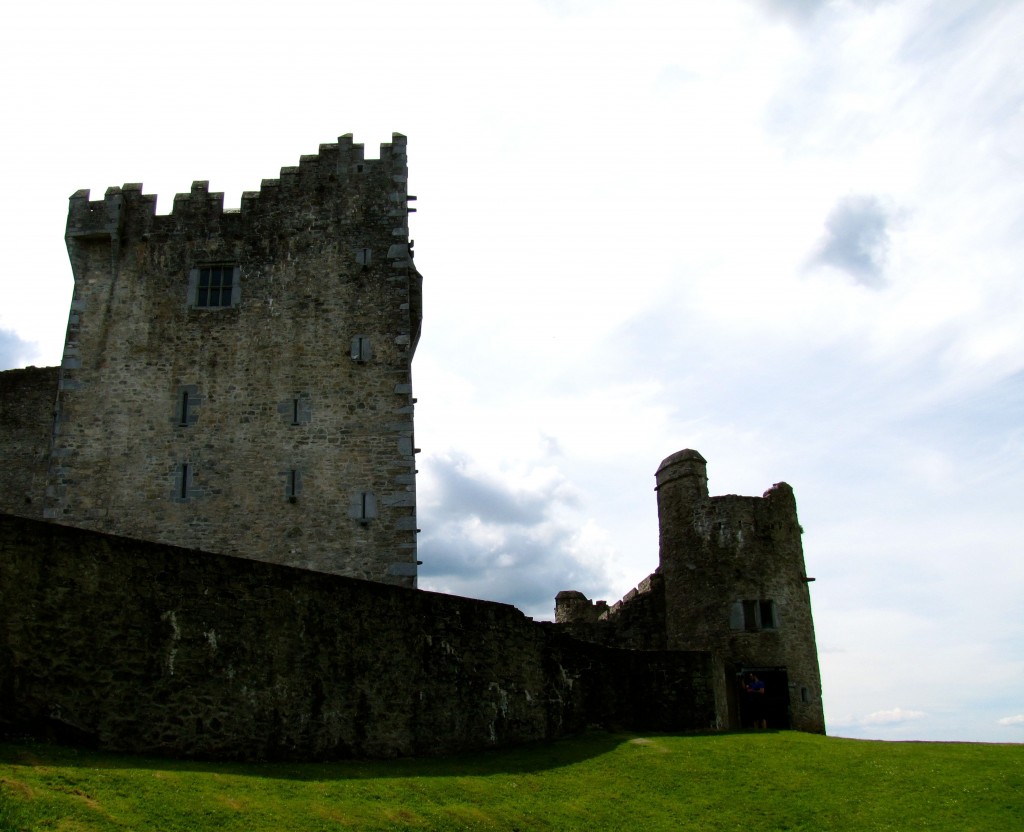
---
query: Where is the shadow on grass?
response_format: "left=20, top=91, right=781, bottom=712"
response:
left=0, top=729, right=738, bottom=782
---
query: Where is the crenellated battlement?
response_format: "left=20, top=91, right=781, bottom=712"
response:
left=66, top=133, right=413, bottom=241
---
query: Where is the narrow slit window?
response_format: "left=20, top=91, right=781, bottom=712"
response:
left=289, top=469, right=298, bottom=498
left=279, top=394, right=310, bottom=426
left=350, top=336, right=371, bottom=363
left=180, top=464, right=189, bottom=499
left=175, top=385, right=200, bottom=427
left=350, top=490, right=377, bottom=522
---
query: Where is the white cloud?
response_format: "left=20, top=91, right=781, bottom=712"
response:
left=830, top=708, right=927, bottom=729
left=807, top=194, right=897, bottom=287
left=753, top=0, right=890, bottom=27
left=997, top=715, right=1024, bottom=727
left=0, top=329, right=41, bottom=369
left=861, top=708, right=927, bottom=726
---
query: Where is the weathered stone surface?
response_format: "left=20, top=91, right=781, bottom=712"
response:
left=0, top=513, right=724, bottom=760
left=555, top=573, right=668, bottom=651
left=656, top=453, right=824, bottom=733
left=554, top=452, right=825, bottom=734
left=47, top=135, right=422, bottom=585
left=0, top=366, right=58, bottom=520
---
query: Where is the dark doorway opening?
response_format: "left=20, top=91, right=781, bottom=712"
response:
left=736, top=667, right=790, bottom=730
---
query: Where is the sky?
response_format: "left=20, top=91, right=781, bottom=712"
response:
left=1, top=0, right=1022, bottom=744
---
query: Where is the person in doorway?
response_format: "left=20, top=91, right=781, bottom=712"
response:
left=744, top=673, right=767, bottom=730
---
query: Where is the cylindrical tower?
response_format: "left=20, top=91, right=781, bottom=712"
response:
left=655, top=449, right=709, bottom=651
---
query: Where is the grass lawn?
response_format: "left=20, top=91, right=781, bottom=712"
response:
left=1, top=730, right=1021, bottom=831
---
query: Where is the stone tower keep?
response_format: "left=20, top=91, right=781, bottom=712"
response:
left=45, top=134, right=422, bottom=585
left=656, top=450, right=824, bottom=733
left=554, top=450, right=824, bottom=733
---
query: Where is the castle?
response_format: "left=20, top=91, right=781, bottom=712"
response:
left=0, top=135, right=823, bottom=758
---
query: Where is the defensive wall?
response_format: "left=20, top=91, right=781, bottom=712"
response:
left=0, top=512, right=726, bottom=760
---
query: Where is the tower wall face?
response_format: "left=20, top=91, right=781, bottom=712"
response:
left=656, top=452, right=824, bottom=733
left=0, top=366, right=59, bottom=520
left=46, top=135, right=422, bottom=585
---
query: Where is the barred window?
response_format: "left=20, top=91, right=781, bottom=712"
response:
left=189, top=265, right=239, bottom=309
left=198, top=266, right=233, bottom=307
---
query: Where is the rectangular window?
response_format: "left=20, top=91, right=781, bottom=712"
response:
left=350, top=336, right=372, bottom=363
left=174, top=385, right=200, bottom=427
left=172, top=461, right=206, bottom=503
left=349, top=490, right=378, bottom=522
left=278, top=394, right=310, bottom=425
left=197, top=265, right=233, bottom=307
left=189, top=265, right=239, bottom=309
left=743, top=600, right=759, bottom=631
left=173, top=462, right=192, bottom=502
left=732, top=599, right=778, bottom=631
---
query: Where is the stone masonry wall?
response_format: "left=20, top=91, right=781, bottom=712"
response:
left=48, top=134, right=421, bottom=584
left=658, top=468, right=825, bottom=733
left=554, top=572, right=668, bottom=651
left=0, top=513, right=724, bottom=760
left=0, top=367, right=58, bottom=520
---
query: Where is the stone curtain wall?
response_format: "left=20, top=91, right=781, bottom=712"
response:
left=0, top=514, right=723, bottom=760
left=555, top=572, right=669, bottom=651
left=49, top=135, right=421, bottom=584
left=0, top=367, right=59, bottom=520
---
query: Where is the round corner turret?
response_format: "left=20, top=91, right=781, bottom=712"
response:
left=655, top=448, right=709, bottom=501
left=555, top=590, right=598, bottom=624
left=657, top=448, right=706, bottom=470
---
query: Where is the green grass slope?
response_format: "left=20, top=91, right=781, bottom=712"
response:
left=2, top=731, right=1021, bottom=831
